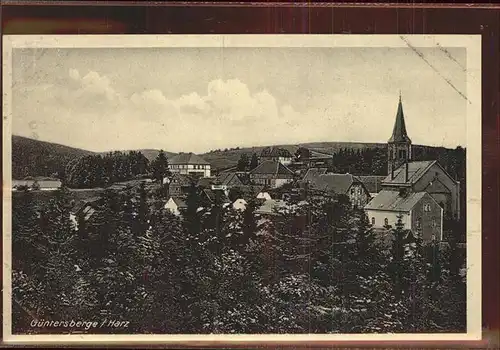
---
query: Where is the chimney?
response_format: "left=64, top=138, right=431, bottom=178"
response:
left=405, top=161, right=409, bottom=183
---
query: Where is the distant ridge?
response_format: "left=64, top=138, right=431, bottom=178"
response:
left=11, top=135, right=459, bottom=178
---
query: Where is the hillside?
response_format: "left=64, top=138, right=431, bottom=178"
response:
left=200, top=142, right=461, bottom=171
left=11, top=136, right=94, bottom=179
left=102, top=149, right=177, bottom=162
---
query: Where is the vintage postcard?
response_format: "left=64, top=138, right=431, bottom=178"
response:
left=2, top=34, right=481, bottom=344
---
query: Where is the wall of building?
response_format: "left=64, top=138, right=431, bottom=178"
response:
left=170, top=164, right=211, bottom=177
left=413, top=163, right=459, bottom=219
left=366, top=209, right=411, bottom=229
left=410, top=195, right=443, bottom=241
left=348, top=183, right=370, bottom=208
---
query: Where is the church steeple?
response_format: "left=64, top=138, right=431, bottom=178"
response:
left=388, top=93, right=411, bottom=144
left=387, top=94, right=412, bottom=178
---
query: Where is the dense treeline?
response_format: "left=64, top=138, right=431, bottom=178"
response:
left=63, top=150, right=171, bottom=189
left=12, top=185, right=466, bottom=334
left=330, top=148, right=387, bottom=175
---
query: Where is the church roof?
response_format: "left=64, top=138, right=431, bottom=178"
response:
left=382, top=160, right=436, bottom=185
left=364, top=190, right=429, bottom=212
left=388, top=96, right=412, bottom=143
left=169, top=152, right=210, bottom=165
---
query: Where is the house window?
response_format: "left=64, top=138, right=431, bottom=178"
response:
left=371, top=217, right=375, bottom=225
left=384, top=218, right=389, bottom=226
left=351, top=188, right=355, bottom=195
left=432, top=219, right=437, bottom=228
left=416, top=218, right=422, bottom=229
left=424, top=204, right=431, bottom=212
left=399, top=149, right=407, bottom=159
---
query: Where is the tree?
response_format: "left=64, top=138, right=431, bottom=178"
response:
left=237, top=153, right=250, bottom=171
left=150, top=150, right=171, bottom=183
left=249, top=153, right=259, bottom=170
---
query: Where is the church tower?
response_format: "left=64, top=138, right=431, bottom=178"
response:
left=387, top=94, right=412, bottom=178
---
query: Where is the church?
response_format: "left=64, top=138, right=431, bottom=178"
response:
left=364, top=95, right=461, bottom=241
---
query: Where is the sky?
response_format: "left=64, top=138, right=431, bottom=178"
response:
left=11, top=45, right=467, bottom=153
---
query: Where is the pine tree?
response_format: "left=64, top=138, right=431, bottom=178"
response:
left=249, top=153, right=259, bottom=170
left=150, top=150, right=171, bottom=183
left=237, top=153, right=250, bottom=171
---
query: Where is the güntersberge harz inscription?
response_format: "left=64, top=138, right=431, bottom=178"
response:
left=8, top=40, right=469, bottom=335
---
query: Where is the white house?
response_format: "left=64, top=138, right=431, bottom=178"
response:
left=168, top=152, right=211, bottom=177
left=164, top=197, right=187, bottom=216
left=232, top=198, right=247, bottom=211
left=364, top=189, right=443, bottom=241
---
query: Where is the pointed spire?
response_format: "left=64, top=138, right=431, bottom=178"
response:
left=388, top=94, right=411, bottom=143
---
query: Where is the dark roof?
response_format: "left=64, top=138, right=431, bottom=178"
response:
left=382, top=160, right=436, bottom=185
left=302, top=168, right=327, bottom=183
left=169, top=152, right=210, bottom=165
left=250, top=160, right=294, bottom=177
left=170, top=173, right=194, bottom=186
left=388, top=96, right=412, bottom=143
left=197, top=177, right=216, bottom=188
left=237, top=184, right=266, bottom=197
left=314, top=174, right=356, bottom=194
left=202, top=188, right=230, bottom=203
left=170, top=197, right=187, bottom=208
left=306, top=173, right=360, bottom=194
left=216, top=172, right=251, bottom=186
left=364, top=190, right=430, bottom=212
left=357, top=175, right=386, bottom=193
left=260, top=147, right=293, bottom=158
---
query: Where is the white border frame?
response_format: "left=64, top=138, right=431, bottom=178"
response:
left=2, top=34, right=482, bottom=345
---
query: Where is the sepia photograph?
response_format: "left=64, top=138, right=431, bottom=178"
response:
left=2, top=34, right=481, bottom=343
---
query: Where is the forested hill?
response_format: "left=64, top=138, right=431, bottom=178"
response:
left=12, top=136, right=94, bottom=179
left=11, top=136, right=177, bottom=180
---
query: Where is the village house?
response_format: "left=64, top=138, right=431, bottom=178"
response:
left=168, top=152, right=211, bottom=177
left=167, top=173, right=195, bottom=198
left=164, top=197, right=187, bottom=216
left=12, top=177, right=62, bottom=191
left=259, top=147, right=293, bottom=165
left=216, top=171, right=251, bottom=188
left=365, top=189, right=443, bottom=241
left=69, top=197, right=102, bottom=230
left=302, top=171, right=371, bottom=209
left=250, top=160, right=295, bottom=189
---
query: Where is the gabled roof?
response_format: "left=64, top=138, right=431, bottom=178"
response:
left=197, top=177, right=216, bottom=188
left=250, top=160, right=294, bottom=177
left=169, top=197, right=187, bottom=208
left=202, top=189, right=230, bottom=203
left=382, top=160, right=436, bottom=185
left=302, top=168, right=328, bottom=183
left=364, top=190, right=430, bottom=212
left=388, top=96, right=412, bottom=143
left=357, top=175, right=386, bottom=193
left=169, top=152, right=210, bottom=165
left=260, top=147, right=293, bottom=158
left=170, top=173, right=195, bottom=186
left=307, top=173, right=360, bottom=195
left=216, top=172, right=251, bottom=186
